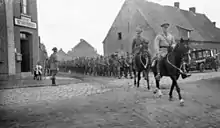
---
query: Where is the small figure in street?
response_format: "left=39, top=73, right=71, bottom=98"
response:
left=49, top=47, right=59, bottom=86
left=34, top=61, right=43, bottom=80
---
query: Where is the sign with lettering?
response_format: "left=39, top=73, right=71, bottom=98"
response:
left=14, top=17, right=37, bottom=29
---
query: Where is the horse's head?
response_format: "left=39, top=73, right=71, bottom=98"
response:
left=139, top=43, right=149, bottom=52
left=173, top=38, right=190, bottom=58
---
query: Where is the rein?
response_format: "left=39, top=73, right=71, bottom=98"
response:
left=140, top=53, right=148, bottom=69
left=166, top=45, right=184, bottom=73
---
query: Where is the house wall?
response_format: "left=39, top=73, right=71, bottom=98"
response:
left=13, top=0, right=39, bottom=73
left=72, top=44, right=98, bottom=58
left=0, top=1, right=8, bottom=80
left=103, top=2, right=157, bottom=56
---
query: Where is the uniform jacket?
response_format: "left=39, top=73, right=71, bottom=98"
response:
left=132, top=36, right=149, bottom=54
left=49, top=52, right=59, bottom=70
left=154, top=32, right=176, bottom=57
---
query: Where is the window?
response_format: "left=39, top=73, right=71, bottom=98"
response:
left=198, top=52, right=203, bottom=58
left=191, top=53, right=196, bottom=59
left=21, top=0, right=27, bottom=14
left=203, top=51, right=207, bottom=57
left=118, top=32, right=122, bottom=40
left=20, top=33, right=27, bottom=39
left=214, top=49, right=217, bottom=55
left=206, top=51, right=211, bottom=57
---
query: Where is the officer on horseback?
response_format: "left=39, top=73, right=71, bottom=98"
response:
left=154, top=22, right=191, bottom=80
left=132, top=26, right=151, bottom=66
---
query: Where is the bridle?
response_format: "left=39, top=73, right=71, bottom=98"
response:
left=166, top=43, right=186, bottom=74
left=139, top=44, right=149, bottom=69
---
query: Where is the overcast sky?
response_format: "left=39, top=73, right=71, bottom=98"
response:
left=37, top=0, right=220, bottom=55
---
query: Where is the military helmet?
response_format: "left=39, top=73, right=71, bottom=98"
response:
left=52, top=47, right=57, bottom=51
left=161, top=21, right=170, bottom=28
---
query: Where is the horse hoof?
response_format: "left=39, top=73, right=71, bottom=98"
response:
left=180, top=99, right=184, bottom=106
left=153, top=90, right=157, bottom=94
left=158, top=95, right=162, bottom=98
left=169, top=97, right=174, bottom=101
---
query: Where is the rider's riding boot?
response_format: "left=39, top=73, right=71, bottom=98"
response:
left=155, top=60, right=161, bottom=80
left=181, top=72, right=191, bottom=79
left=51, top=77, right=56, bottom=86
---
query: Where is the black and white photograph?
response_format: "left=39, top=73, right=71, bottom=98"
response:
left=0, top=0, right=220, bottom=127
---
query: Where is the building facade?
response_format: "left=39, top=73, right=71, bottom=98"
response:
left=67, top=39, right=99, bottom=59
left=103, top=0, right=220, bottom=59
left=0, top=0, right=39, bottom=80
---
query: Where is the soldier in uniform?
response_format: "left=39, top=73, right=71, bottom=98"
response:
left=118, top=55, right=125, bottom=78
left=49, top=47, right=59, bottom=86
left=154, top=22, right=190, bottom=80
left=125, top=52, right=133, bottom=78
left=44, top=58, right=50, bottom=76
left=132, top=26, right=151, bottom=69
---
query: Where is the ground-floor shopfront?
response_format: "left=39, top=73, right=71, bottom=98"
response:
left=0, top=10, right=39, bottom=81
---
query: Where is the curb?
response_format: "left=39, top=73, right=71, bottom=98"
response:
left=0, top=82, right=80, bottom=90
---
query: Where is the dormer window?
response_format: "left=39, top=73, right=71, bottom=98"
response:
left=118, top=32, right=122, bottom=40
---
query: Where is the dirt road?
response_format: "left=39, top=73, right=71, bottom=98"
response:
left=0, top=71, right=220, bottom=128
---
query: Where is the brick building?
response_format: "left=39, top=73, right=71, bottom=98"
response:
left=0, top=0, right=39, bottom=80
left=102, top=0, right=220, bottom=59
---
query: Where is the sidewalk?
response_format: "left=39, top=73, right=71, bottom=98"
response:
left=0, top=75, right=82, bottom=90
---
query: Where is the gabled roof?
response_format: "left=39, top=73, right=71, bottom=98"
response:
left=73, top=39, right=95, bottom=50
left=181, top=10, right=220, bottom=42
left=68, top=39, right=99, bottom=58
left=133, top=0, right=204, bottom=41
left=57, top=48, right=67, bottom=55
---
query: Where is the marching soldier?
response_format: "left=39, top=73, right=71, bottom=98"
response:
left=154, top=22, right=191, bottom=80
left=49, top=47, right=59, bottom=86
left=118, top=55, right=125, bottom=78
left=44, top=58, right=50, bottom=76
left=125, top=52, right=133, bottom=79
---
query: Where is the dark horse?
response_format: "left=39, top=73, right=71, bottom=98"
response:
left=151, top=38, right=190, bottom=106
left=132, top=43, right=151, bottom=89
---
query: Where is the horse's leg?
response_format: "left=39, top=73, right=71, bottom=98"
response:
left=154, top=78, right=162, bottom=97
left=171, top=76, right=184, bottom=105
left=169, top=78, right=175, bottom=101
left=145, top=70, right=150, bottom=90
left=133, top=70, right=136, bottom=86
left=137, top=71, right=141, bottom=88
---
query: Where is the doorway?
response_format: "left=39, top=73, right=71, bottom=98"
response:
left=20, top=33, right=31, bottom=72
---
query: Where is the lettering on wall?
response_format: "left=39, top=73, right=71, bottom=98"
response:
left=14, top=16, right=37, bottom=29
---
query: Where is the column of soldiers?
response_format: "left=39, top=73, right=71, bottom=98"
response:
left=58, top=52, right=134, bottom=79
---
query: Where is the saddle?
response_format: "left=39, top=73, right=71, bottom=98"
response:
left=151, top=54, right=168, bottom=67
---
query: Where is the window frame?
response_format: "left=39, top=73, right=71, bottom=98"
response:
left=118, top=32, right=122, bottom=40
left=21, top=0, right=28, bottom=14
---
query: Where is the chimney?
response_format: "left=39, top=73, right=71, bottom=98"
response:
left=189, top=7, right=196, bottom=13
left=174, top=2, right=179, bottom=8
left=213, top=22, right=216, bottom=27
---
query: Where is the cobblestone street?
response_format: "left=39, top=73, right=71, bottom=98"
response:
left=0, top=71, right=220, bottom=127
